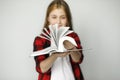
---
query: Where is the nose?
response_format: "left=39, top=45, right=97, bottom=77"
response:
left=57, top=18, right=61, bottom=25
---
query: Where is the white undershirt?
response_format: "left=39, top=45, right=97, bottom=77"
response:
left=51, top=55, right=75, bottom=80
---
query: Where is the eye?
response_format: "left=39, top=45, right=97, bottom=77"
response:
left=61, top=16, right=66, bottom=19
left=52, top=16, right=56, bottom=19
left=62, top=17, right=66, bottom=19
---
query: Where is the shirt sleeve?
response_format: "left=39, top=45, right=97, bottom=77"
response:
left=68, top=32, right=84, bottom=64
left=33, top=36, right=51, bottom=74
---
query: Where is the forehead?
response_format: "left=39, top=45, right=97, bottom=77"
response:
left=49, top=8, right=66, bottom=16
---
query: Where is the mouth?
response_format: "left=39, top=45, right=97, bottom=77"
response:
left=58, top=25, right=62, bottom=28
left=58, top=25, right=61, bottom=27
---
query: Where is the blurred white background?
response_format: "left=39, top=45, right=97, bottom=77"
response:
left=0, top=0, right=120, bottom=80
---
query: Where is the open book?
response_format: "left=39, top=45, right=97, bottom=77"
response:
left=30, top=24, right=78, bottom=57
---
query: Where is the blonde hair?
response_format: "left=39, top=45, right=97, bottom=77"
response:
left=43, top=0, right=73, bottom=30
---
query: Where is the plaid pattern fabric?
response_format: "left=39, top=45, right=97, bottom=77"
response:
left=33, top=32, right=84, bottom=80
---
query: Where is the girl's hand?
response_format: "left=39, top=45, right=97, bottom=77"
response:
left=52, top=40, right=76, bottom=58
left=52, top=52, right=69, bottom=57
left=63, top=40, right=75, bottom=50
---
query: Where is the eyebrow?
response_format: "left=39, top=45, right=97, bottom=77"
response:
left=50, top=14, right=66, bottom=17
left=51, top=15, right=56, bottom=16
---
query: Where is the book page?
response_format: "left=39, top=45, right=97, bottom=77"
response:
left=58, top=36, right=77, bottom=52
left=57, top=27, right=70, bottom=39
left=49, top=25, right=57, bottom=46
left=31, top=46, right=57, bottom=56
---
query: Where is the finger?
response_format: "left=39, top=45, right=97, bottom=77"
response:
left=61, top=52, right=69, bottom=57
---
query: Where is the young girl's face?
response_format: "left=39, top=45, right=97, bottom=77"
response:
left=48, top=8, right=67, bottom=27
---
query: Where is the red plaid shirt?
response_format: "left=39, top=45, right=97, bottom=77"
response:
left=33, top=32, right=84, bottom=80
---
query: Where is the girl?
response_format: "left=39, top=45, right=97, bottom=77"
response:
left=33, top=0, right=84, bottom=80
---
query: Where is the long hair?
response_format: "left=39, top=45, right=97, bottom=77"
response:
left=43, top=0, right=73, bottom=30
